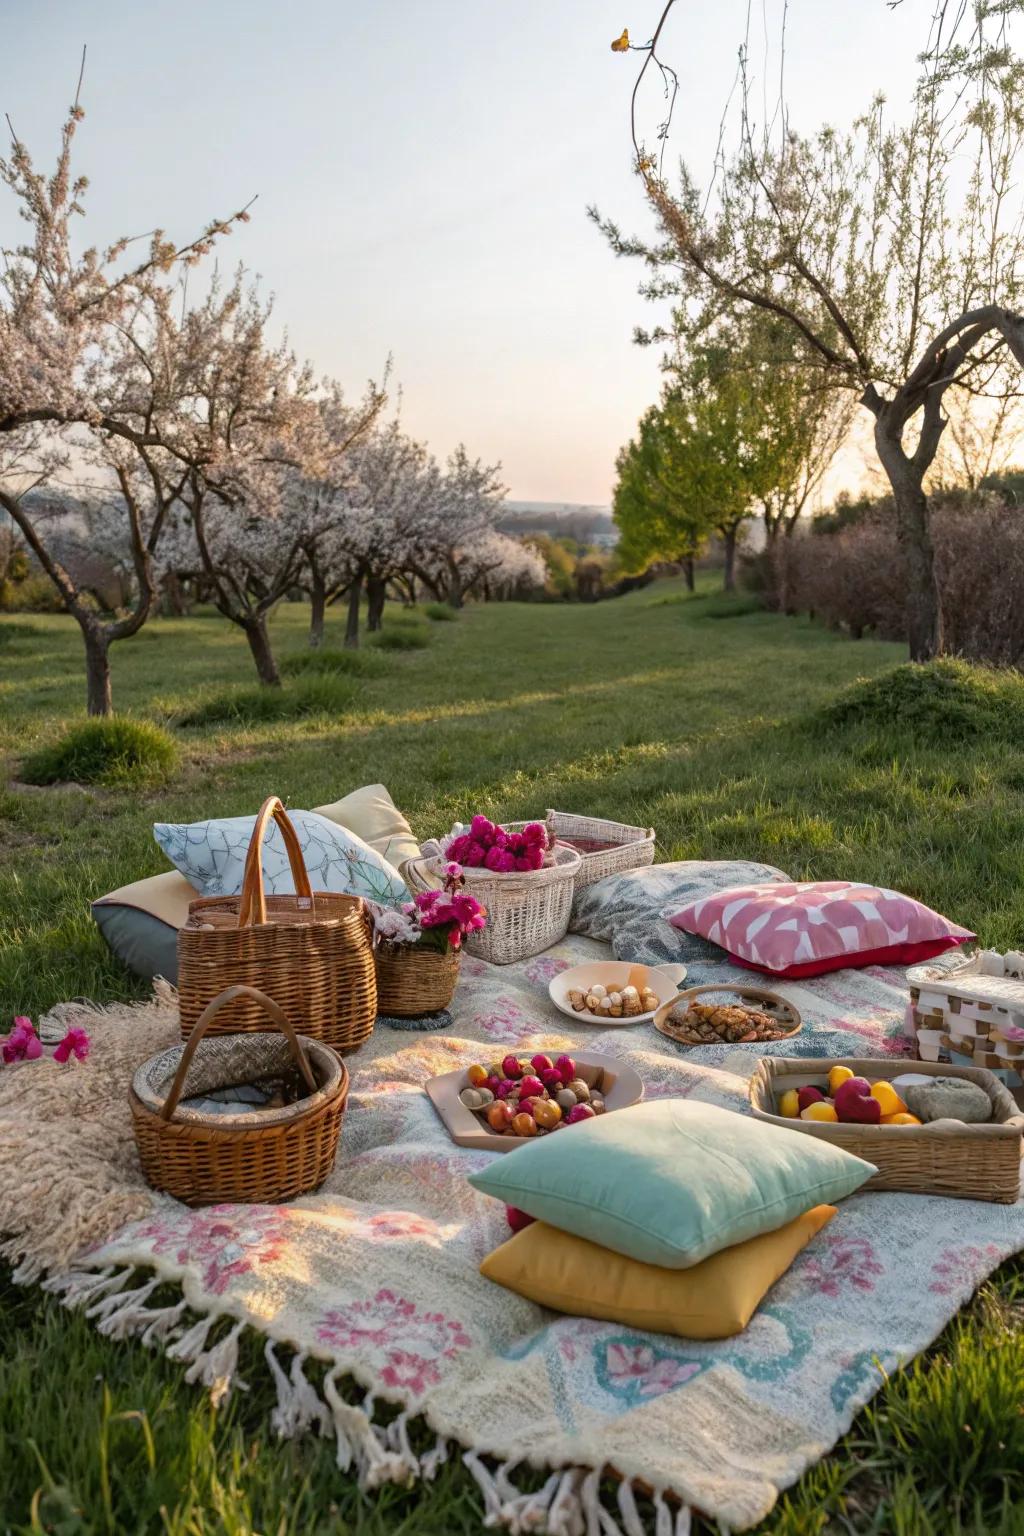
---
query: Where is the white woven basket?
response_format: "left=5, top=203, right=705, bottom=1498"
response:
left=545, top=809, right=656, bottom=894
left=407, top=833, right=582, bottom=965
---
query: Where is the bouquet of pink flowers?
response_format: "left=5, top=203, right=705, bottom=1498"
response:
left=444, top=816, right=550, bottom=874
left=372, top=863, right=487, bottom=953
left=1, top=1015, right=90, bottom=1066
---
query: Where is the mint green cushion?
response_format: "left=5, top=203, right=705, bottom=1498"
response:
left=468, top=1100, right=876, bottom=1268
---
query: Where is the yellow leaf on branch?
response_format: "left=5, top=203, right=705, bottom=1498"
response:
left=610, top=27, right=630, bottom=52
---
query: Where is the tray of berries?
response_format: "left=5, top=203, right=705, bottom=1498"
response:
left=425, top=1050, right=644, bottom=1152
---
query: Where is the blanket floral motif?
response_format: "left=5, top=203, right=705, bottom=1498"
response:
left=28, top=936, right=1024, bottom=1533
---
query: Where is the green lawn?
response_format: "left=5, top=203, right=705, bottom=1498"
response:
left=3, top=583, right=1024, bottom=1533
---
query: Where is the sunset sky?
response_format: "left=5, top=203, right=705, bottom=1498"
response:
left=3, top=1, right=927, bottom=504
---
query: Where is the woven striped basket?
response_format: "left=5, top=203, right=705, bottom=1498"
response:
left=178, top=796, right=377, bottom=1053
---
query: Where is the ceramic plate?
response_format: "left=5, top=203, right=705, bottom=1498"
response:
left=548, top=960, right=687, bottom=1027
left=425, top=1053, right=644, bottom=1153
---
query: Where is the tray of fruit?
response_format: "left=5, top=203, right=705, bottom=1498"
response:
left=549, top=961, right=687, bottom=1026
left=653, top=984, right=800, bottom=1046
left=425, top=1050, right=644, bottom=1152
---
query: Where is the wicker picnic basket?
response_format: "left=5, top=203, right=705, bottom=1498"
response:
left=375, top=941, right=461, bottom=1017
left=130, top=985, right=348, bottom=1206
left=406, top=829, right=582, bottom=965
left=177, top=796, right=377, bottom=1053
left=750, top=1055, right=1024, bottom=1202
left=545, top=810, right=656, bottom=894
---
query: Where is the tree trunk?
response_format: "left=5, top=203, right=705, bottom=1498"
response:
left=243, top=614, right=281, bottom=685
left=309, top=567, right=326, bottom=649
left=82, top=623, right=113, bottom=717
left=366, top=574, right=387, bottom=632
left=722, top=527, right=738, bottom=592
left=446, top=559, right=464, bottom=609
left=345, top=572, right=363, bottom=650
left=682, top=555, right=695, bottom=592
left=874, top=419, right=943, bottom=662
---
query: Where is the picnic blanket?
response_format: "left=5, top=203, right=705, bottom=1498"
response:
left=4, top=936, right=1024, bottom=1534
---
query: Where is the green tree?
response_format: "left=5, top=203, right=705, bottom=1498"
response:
left=600, top=2, right=1024, bottom=660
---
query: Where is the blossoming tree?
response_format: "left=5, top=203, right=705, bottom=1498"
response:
left=0, top=91, right=252, bottom=712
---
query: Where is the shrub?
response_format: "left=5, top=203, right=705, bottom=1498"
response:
left=180, top=674, right=357, bottom=726
left=281, top=647, right=387, bottom=678
left=764, top=496, right=1024, bottom=663
left=21, top=717, right=179, bottom=787
left=817, top=659, right=1024, bottom=745
left=424, top=602, right=457, bottom=622
left=0, top=574, right=63, bottom=613
left=369, top=627, right=430, bottom=651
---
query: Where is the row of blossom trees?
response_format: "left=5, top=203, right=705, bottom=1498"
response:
left=0, top=95, right=543, bottom=711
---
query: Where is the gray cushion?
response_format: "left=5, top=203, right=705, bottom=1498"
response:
left=570, top=860, right=790, bottom=976
left=92, top=900, right=179, bottom=984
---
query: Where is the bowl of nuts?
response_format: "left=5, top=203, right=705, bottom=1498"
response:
left=548, top=961, right=687, bottom=1026
left=654, top=984, right=801, bottom=1047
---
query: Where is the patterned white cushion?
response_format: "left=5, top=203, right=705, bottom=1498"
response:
left=153, top=809, right=408, bottom=906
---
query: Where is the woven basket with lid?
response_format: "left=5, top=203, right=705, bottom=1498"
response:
left=177, top=796, right=377, bottom=1053
left=131, top=985, right=348, bottom=1205
left=545, top=810, right=656, bottom=894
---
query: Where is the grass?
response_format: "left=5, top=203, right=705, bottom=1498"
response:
left=19, top=715, right=179, bottom=788
left=2, top=582, right=1024, bottom=1533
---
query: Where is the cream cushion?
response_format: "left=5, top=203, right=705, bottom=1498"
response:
left=314, top=782, right=421, bottom=879
left=92, top=783, right=420, bottom=982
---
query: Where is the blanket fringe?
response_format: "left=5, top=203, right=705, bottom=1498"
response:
left=32, top=1263, right=693, bottom=1533
left=323, top=1366, right=415, bottom=1490
left=461, top=1452, right=690, bottom=1536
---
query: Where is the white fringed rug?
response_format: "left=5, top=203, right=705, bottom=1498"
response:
left=4, top=938, right=1024, bottom=1534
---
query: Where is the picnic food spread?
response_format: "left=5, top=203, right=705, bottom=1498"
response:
left=459, top=1051, right=606, bottom=1135
left=667, top=998, right=791, bottom=1044
left=566, top=981, right=659, bottom=1018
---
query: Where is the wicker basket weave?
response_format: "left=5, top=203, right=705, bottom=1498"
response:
left=130, top=985, right=348, bottom=1206
left=750, top=1055, right=1024, bottom=1202
left=545, top=810, right=656, bottom=894
left=177, top=796, right=377, bottom=1054
left=375, top=942, right=461, bottom=1017
left=407, top=830, right=582, bottom=965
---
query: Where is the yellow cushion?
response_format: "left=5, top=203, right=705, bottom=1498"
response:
left=94, top=869, right=196, bottom=927
left=479, top=1205, right=836, bottom=1340
left=314, top=783, right=421, bottom=877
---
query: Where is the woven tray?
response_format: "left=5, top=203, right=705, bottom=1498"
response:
left=750, top=1056, right=1024, bottom=1202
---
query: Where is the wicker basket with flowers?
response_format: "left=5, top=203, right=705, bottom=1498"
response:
left=373, top=862, right=486, bottom=1017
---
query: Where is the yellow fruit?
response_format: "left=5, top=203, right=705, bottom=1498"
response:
left=828, top=1065, right=855, bottom=1095
left=801, top=1101, right=839, bottom=1122
left=778, top=1089, right=800, bottom=1119
left=467, top=1064, right=488, bottom=1087
left=870, top=1081, right=907, bottom=1117
left=881, top=1111, right=922, bottom=1125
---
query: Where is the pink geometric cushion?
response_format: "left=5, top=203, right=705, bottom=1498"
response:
left=667, top=880, right=975, bottom=978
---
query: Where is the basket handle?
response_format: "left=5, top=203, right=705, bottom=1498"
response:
left=161, top=984, right=318, bottom=1122
left=237, top=796, right=313, bottom=928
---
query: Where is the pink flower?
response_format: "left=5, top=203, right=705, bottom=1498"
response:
left=470, top=815, right=497, bottom=841
left=484, top=846, right=517, bottom=873
left=2, top=1017, right=42, bottom=1064
left=53, top=1026, right=90, bottom=1063
left=522, top=822, right=548, bottom=847
left=461, top=841, right=486, bottom=868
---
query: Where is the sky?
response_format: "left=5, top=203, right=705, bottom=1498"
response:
left=1, top=0, right=928, bottom=505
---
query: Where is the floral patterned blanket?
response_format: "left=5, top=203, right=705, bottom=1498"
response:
left=15, top=935, right=1024, bottom=1534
